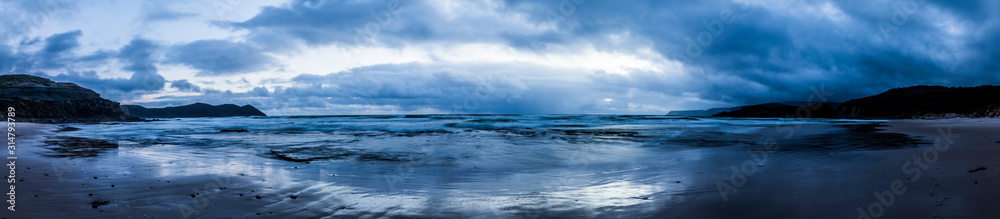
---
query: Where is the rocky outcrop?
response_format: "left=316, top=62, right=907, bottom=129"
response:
left=121, top=103, right=266, bottom=118
left=837, top=85, right=1000, bottom=119
left=0, top=74, right=140, bottom=123
left=713, top=102, right=839, bottom=118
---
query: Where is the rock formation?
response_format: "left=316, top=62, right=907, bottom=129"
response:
left=0, top=74, right=139, bottom=123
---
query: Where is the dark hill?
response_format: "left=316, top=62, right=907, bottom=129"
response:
left=837, top=85, right=1000, bottom=119
left=713, top=102, right=839, bottom=118
left=0, top=74, right=139, bottom=123
left=121, top=103, right=267, bottom=118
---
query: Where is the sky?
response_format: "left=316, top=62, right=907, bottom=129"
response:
left=1, top=0, right=998, bottom=115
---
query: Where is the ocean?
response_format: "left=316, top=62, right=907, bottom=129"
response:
left=36, top=115, right=928, bottom=218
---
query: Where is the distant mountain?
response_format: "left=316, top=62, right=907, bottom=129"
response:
left=837, top=85, right=1000, bottom=119
left=668, top=102, right=841, bottom=117
left=667, top=107, right=740, bottom=117
left=693, top=85, right=1000, bottom=119
left=0, top=74, right=139, bottom=123
left=713, top=102, right=839, bottom=118
left=121, top=103, right=267, bottom=118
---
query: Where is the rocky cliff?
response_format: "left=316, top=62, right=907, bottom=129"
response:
left=121, top=103, right=267, bottom=118
left=0, top=74, right=140, bottom=123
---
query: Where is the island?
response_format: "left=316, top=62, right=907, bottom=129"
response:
left=121, top=103, right=267, bottom=118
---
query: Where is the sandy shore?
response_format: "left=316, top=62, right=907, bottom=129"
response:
left=1, top=119, right=998, bottom=218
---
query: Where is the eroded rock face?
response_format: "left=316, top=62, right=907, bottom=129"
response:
left=0, top=74, right=139, bottom=123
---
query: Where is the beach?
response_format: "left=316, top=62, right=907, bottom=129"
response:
left=1, top=117, right=998, bottom=218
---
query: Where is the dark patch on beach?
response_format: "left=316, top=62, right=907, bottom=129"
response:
left=427, top=115, right=466, bottom=120
left=663, top=131, right=761, bottom=147
left=552, top=129, right=639, bottom=137
left=42, top=136, right=118, bottom=158
left=968, top=167, right=987, bottom=173
left=540, top=115, right=586, bottom=121
left=220, top=129, right=249, bottom=133
left=495, top=129, right=546, bottom=137
left=357, top=152, right=423, bottom=162
left=780, top=123, right=928, bottom=152
left=358, top=115, right=399, bottom=119
left=55, top=126, right=81, bottom=132
left=614, top=115, right=699, bottom=121
left=467, top=118, right=517, bottom=123
left=268, top=147, right=357, bottom=163
left=394, top=129, right=454, bottom=137
left=267, top=146, right=425, bottom=163
left=90, top=200, right=110, bottom=209
left=545, top=124, right=589, bottom=128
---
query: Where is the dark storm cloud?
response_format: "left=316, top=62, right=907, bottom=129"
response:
left=37, top=30, right=81, bottom=67
left=43, top=38, right=167, bottom=94
left=170, top=79, right=201, bottom=92
left=5, top=0, right=999, bottom=114
left=116, top=38, right=166, bottom=91
left=0, top=45, right=19, bottom=74
left=228, top=0, right=554, bottom=50
left=499, top=0, right=1000, bottom=104
left=1, top=30, right=165, bottom=94
left=223, top=0, right=1000, bottom=104
left=166, top=40, right=279, bottom=76
left=283, top=62, right=534, bottom=112
left=157, top=62, right=612, bottom=114
left=226, top=0, right=397, bottom=50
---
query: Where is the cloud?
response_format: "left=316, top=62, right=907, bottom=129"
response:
left=228, top=0, right=554, bottom=51
left=37, top=30, right=82, bottom=68
left=170, top=79, right=201, bottom=92
left=5, top=0, right=1000, bottom=114
left=0, top=45, right=21, bottom=74
left=166, top=40, right=279, bottom=76
left=143, top=10, right=196, bottom=23
left=0, top=0, right=78, bottom=42
left=45, top=38, right=168, bottom=94
left=116, top=38, right=166, bottom=91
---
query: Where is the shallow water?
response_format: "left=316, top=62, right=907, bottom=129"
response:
left=41, top=115, right=927, bottom=218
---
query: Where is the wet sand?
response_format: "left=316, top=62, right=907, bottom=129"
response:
left=640, top=119, right=1000, bottom=218
left=1, top=119, right=998, bottom=218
